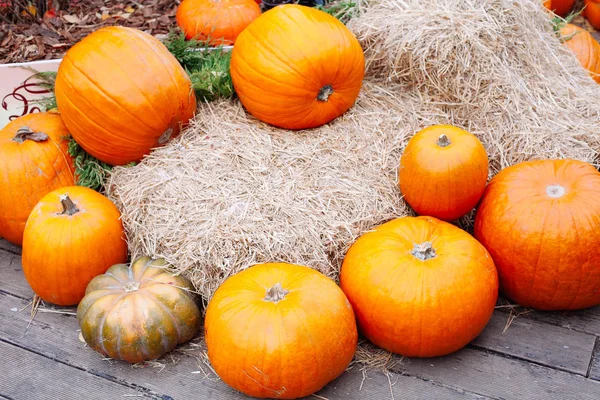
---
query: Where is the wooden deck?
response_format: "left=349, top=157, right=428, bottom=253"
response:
left=0, top=238, right=599, bottom=400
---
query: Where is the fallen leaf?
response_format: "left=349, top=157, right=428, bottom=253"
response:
left=125, top=5, right=135, bottom=13
left=62, top=14, right=82, bottom=24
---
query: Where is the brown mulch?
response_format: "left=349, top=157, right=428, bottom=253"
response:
left=0, top=0, right=181, bottom=63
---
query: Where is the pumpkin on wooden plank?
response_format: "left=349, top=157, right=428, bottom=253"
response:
left=22, top=186, right=128, bottom=306
left=340, top=216, right=498, bottom=358
left=0, top=112, right=74, bottom=246
left=230, top=4, right=365, bottom=130
left=205, top=262, right=357, bottom=399
left=54, top=26, right=197, bottom=166
left=77, top=256, right=201, bottom=363
left=474, top=159, right=600, bottom=311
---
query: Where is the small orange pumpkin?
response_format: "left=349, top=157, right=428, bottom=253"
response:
left=176, top=0, right=261, bottom=45
left=340, top=216, right=498, bottom=357
left=205, top=262, right=357, bottom=399
left=77, top=256, right=202, bottom=363
left=474, top=159, right=600, bottom=311
left=560, top=23, right=600, bottom=83
left=543, top=0, right=576, bottom=16
left=22, top=186, right=128, bottom=306
left=0, top=112, right=74, bottom=245
left=55, top=26, right=197, bottom=166
left=230, top=4, right=365, bottom=130
left=584, top=0, right=600, bottom=30
left=398, top=124, right=489, bottom=221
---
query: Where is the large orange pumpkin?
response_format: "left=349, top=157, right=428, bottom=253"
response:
left=399, top=124, right=489, bottom=221
left=0, top=112, right=74, bottom=245
left=205, top=262, right=357, bottom=399
left=560, top=23, right=600, bottom=83
left=54, top=26, right=197, bottom=166
left=584, top=0, right=600, bottom=30
left=543, top=0, right=576, bottom=16
left=22, top=186, right=128, bottom=306
left=176, top=0, right=261, bottom=45
left=77, top=256, right=202, bottom=363
left=340, top=216, right=498, bottom=357
left=474, top=159, right=600, bottom=311
left=230, top=4, right=365, bottom=130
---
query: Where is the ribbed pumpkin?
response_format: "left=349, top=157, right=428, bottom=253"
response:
left=22, top=186, right=128, bottom=306
left=340, top=216, right=498, bottom=357
left=560, top=23, right=600, bottom=83
left=205, top=262, right=357, bottom=399
left=0, top=112, right=74, bottom=245
left=399, top=124, right=489, bottom=221
left=474, top=159, right=600, bottom=311
left=230, top=4, right=365, bottom=130
left=584, top=0, right=600, bottom=30
left=54, top=26, right=197, bottom=166
left=77, top=256, right=202, bottom=363
left=543, top=0, right=575, bottom=16
left=176, top=0, right=261, bottom=45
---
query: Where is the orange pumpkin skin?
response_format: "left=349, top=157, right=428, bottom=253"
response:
left=77, top=256, right=201, bottom=363
left=0, top=112, right=74, bottom=245
left=54, top=26, right=197, bottom=166
left=230, top=4, right=365, bottom=130
left=543, top=0, right=576, bottom=16
left=584, top=0, right=600, bottom=30
left=560, top=24, right=600, bottom=83
left=22, top=186, right=128, bottom=306
left=340, top=216, right=498, bottom=358
left=205, top=263, right=357, bottom=399
left=399, top=125, right=489, bottom=221
left=176, top=0, right=261, bottom=45
left=474, top=159, right=600, bottom=311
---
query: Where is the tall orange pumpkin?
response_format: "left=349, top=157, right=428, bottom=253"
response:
left=176, top=0, right=261, bottom=45
left=399, top=124, right=489, bottom=221
left=230, top=4, right=365, bottom=130
left=474, top=159, right=600, bottom=311
left=340, top=216, right=498, bottom=357
left=543, top=0, right=576, bottom=16
left=584, top=0, right=600, bottom=30
left=205, top=262, right=357, bottom=399
left=560, top=23, right=600, bottom=83
left=22, top=186, right=128, bottom=306
left=55, top=26, right=197, bottom=166
left=0, top=112, right=74, bottom=245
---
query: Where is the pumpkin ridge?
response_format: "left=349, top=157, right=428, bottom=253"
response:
left=95, top=293, right=127, bottom=356
left=138, top=290, right=182, bottom=341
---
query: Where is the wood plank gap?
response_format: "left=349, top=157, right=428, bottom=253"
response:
left=0, top=240, right=22, bottom=255
left=589, top=337, right=600, bottom=381
left=394, top=370, right=498, bottom=400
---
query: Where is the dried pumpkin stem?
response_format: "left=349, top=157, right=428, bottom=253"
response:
left=411, top=242, right=437, bottom=260
left=264, top=282, right=289, bottom=303
left=546, top=184, right=565, bottom=198
left=12, top=126, right=49, bottom=143
left=59, top=194, right=80, bottom=216
left=317, top=85, right=334, bottom=102
left=436, top=134, right=451, bottom=147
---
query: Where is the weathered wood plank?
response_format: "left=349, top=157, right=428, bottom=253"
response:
left=471, top=313, right=596, bottom=376
left=590, top=338, right=600, bottom=381
left=0, top=340, right=149, bottom=399
left=398, top=348, right=600, bottom=400
left=0, top=250, right=33, bottom=299
left=497, top=306, right=600, bottom=338
left=0, top=238, right=21, bottom=255
left=0, top=291, right=484, bottom=400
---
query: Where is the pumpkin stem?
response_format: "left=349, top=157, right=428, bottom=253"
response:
left=12, top=126, right=49, bottom=143
left=436, top=134, right=451, bottom=147
left=317, top=85, right=334, bottom=102
left=546, top=184, right=566, bottom=198
left=411, top=242, right=437, bottom=260
left=264, top=282, right=289, bottom=303
left=124, top=281, right=141, bottom=293
left=59, top=194, right=80, bottom=216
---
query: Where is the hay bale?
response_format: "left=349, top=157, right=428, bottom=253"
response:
left=350, top=0, right=600, bottom=171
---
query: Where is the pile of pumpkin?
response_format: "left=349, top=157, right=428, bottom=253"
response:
left=1, top=3, right=600, bottom=399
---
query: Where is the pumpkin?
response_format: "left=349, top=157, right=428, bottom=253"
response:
left=474, top=159, right=600, bottom=311
left=560, top=24, right=600, bottom=83
left=77, top=256, right=201, bottom=363
left=54, top=26, right=197, bottom=166
left=176, top=0, right=261, bottom=45
left=0, top=112, right=74, bottom=246
left=22, top=186, right=128, bottom=306
left=229, top=4, right=365, bottom=130
left=398, top=124, right=489, bottom=221
left=543, top=0, right=575, bottom=16
left=584, top=0, right=600, bottom=30
left=205, top=262, right=357, bottom=399
left=340, top=216, right=498, bottom=358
